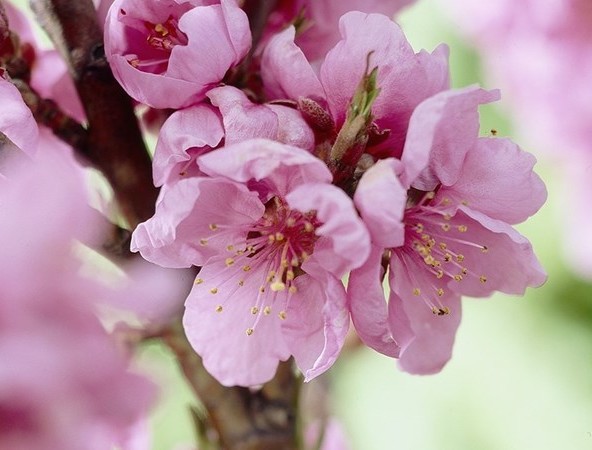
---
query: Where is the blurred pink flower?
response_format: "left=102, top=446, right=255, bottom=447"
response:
left=0, top=152, right=157, bottom=450
left=266, top=0, right=416, bottom=61
left=132, top=139, right=370, bottom=386
left=348, top=86, right=547, bottom=374
left=104, top=0, right=251, bottom=108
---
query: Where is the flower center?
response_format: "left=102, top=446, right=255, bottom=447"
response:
left=145, top=16, right=188, bottom=52
left=399, top=192, right=489, bottom=316
left=195, top=196, right=320, bottom=334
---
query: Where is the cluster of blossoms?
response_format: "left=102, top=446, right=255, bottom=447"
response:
left=104, top=0, right=547, bottom=386
left=441, top=0, right=592, bottom=279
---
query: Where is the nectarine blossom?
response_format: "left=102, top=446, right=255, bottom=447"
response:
left=348, top=87, right=547, bottom=373
left=132, top=139, right=370, bottom=386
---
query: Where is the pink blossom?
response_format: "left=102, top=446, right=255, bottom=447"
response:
left=264, top=0, right=415, bottom=61
left=153, top=85, right=314, bottom=186
left=261, top=11, right=449, bottom=162
left=348, top=86, right=547, bottom=374
left=132, top=139, right=370, bottom=386
left=104, top=0, right=251, bottom=109
left=0, top=152, right=157, bottom=449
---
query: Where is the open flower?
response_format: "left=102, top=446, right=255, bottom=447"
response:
left=132, top=139, right=370, bottom=386
left=105, top=0, right=250, bottom=108
left=348, top=86, right=547, bottom=373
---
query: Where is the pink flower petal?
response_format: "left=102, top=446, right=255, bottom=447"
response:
left=153, top=104, right=224, bottom=186
left=348, top=246, right=406, bottom=357
left=287, top=183, right=370, bottom=277
left=0, top=77, right=38, bottom=156
left=131, top=177, right=264, bottom=268
left=354, top=158, right=407, bottom=248
left=283, top=269, right=349, bottom=381
left=407, top=86, right=500, bottom=190
left=197, top=138, right=332, bottom=197
left=207, top=85, right=279, bottom=144
left=446, top=137, right=547, bottom=224
left=261, top=26, right=325, bottom=101
left=183, top=256, right=291, bottom=386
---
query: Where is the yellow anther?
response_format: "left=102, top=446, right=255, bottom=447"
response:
left=437, top=288, right=445, bottom=297
left=246, top=328, right=254, bottom=336
left=238, top=280, right=244, bottom=286
left=456, top=254, right=465, bottom=262
left=461, top=268, right=468, bottom=275
left=215, top=305, right=223, bottom=313
left=263, top=306, right=271, bottom=315
left=199, top=239, right=208, bottom=246
left=441, top=223, right=451, bottom=232
left=286, top=270, right=295, bottom=281
left=281, top=259, right=290, bottom=268
left=421, top=234, right=431, bottom=242
left=436, top=270, right=444, bottom=279
left=480, top=275, right=487, bottom=283
left=440, top=307, right=451, bottom=315
left=278, top=311, right=287, bottom=320
left=291, top=257, right=300, bottom=266
left=210, top=287, right=218, bottom=294
left=453, top=274, right=463, bottom=282
left=268, top=234, right=276, bottom=242
left=461, top=200, right=469, bottom=206
left=457, top=225, right=468, bottom=232
left=481, top=246, right=489, bottom=253
left=413, top=288, right=421, bottom=296
left=444, top=254, right=452, bottom=262
left=439, top=242, right=447, bottom=250
left=225, top=258, right=235, bottom=267
left=226, top=245, right=234, bottom=251
left=259, top=286, right=266, bottom=293
left=209, top=223, right=218, bottom=231
left=154, top=23, right=168, bottom=35
left=415, top=223, right=424, bottom=233
left=442, top=197, right=451, bottom=205
left=194, top=278, right=204, bottom=285
left=289, top=285, right=298, bottom=294
left=424, top=256, right=436, bottom=266
left=301, top=251, right=309, bottom=261
left=286, top=218, right=296, bottom=227
left=443, top=214, right=451, bottom=221
left=304, top=222, right=314, bottom=232
left=250, top=307, right=259, bottom=315
left=242, top=265, right=251, bottom=272
left=425, top=192, right=435, bottom=199
left=271, top=281, right=286, bottom=292
left=275, top=232, right=285, bottom=241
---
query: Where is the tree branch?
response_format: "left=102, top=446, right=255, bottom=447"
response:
left=30, top=0, right=157, bottom=227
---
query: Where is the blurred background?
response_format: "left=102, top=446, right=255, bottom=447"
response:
left=12, top=0, right=592, bottom=448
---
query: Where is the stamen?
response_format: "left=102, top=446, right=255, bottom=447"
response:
left=215, top=305, right=223, bottom=313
